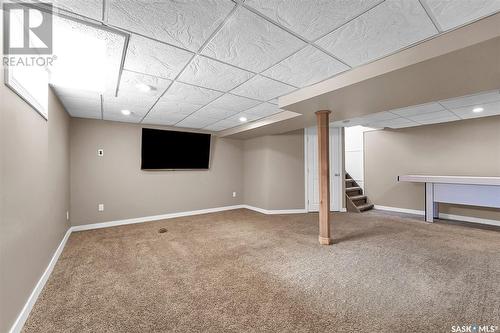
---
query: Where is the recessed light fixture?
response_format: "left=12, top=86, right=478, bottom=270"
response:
left=239, top=116, right=247, bottom=122
left=342, top=120, right=351, bottom=123
left=121, top=109, right=131, bottom=116
left=473, top=107, right=484, bottom=113
left=136, top=83, right=153, bottom=93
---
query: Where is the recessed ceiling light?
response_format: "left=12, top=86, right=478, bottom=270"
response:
left=472, top=107, right=484, bottom=113
left=136, top=83, right=153, bottom=93
left=342, top=120, right=351, bottom=123
left=121, top=109, right=131, bottom=116
left=239, top=116, right=247, bottom=122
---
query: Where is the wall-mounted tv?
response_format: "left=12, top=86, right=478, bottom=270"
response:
left=141, top=128, right=211, bottom=170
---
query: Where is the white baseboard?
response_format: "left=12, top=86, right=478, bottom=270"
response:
left=71, top=205, right=246, bottom=232
left=9, top=228, right=72, bottom=333
left=242, top=205, right=307, bottom=215
left=374, top=205, right=500, bottom=227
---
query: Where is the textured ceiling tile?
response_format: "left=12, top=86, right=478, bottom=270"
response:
left=204, top=123, right=231, bottom=131
left=389, top=102, right=444, bottom=117
left=58, top=94, right=101, bottom=119
left=451, top=101, right=500, bottom=120
left=367, top=117, right=418, bottom=129
left=51, top=16, right=124, bottom=94
left=142, top=111, right=188, bottom=126
left=244, top=103, right=282, bottom=117
left=262, top=45, right=349, bottom=87
left=231, top=75, right=296, bottom=101
left=225, top=111, right=263, bottom=123
left=407, top=110, right=459, bottom=124
left=119, top=70, right=171, bottom=99
left=421, top=0, right=500, bottom=31
left=50, top=0, right=102, bottom=20
left=179, top=56, right=253, bottom=91
left=439, top=90, right=500, bottom=109
left=107, top=0, right=234, bottom=51
left=162, top=82, right=222, bottom=105
left=103, top=94, right=157, bottom=123
left=206, top=94, right=261, bottom=113
left=194, top=105, right=240, bottom=119
left=202, top=7, right=306, bottom=72
left=245, top=0, right=382, bottom=40
left=316, top=0, right=438, bottom=67
left=268, top=98, right=279, bottom=105
left=361, top=111, right=400, bottom=122
left=124, top=35, right=193, bottom=80
left=176, top=116, right=219, bottom=129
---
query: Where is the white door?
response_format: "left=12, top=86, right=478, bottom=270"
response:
left=305, top=126, right=343, bottom=212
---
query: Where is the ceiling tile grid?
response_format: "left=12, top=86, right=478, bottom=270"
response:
left=316, top=0, right=438, bottom=67
left=123, top=35, right=193, bottom=80
left=421, top=0, right=500, bottom=31
left=244, top=0, right=383, bottom=41
left=48, top=0, right=500, bottom=132
left=262, top=45, right=349, bottom=87
left=201, top=6, right=306, bottom=72
left=106, top=0, right=235, bottom=51
left=231, top=75, right=296, bottom=101
left=179, top=56, right=254, bottom=92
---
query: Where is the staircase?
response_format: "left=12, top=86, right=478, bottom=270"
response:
left=345, top=173, right=373, bottom=213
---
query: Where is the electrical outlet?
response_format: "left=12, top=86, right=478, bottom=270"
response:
left=66, top=211, right=69, bottom=221
left=232, top=192, right=237, bottom=198
left=97, top=149, right=104, bottom=157
left=98, top=204, right=104, bottom=212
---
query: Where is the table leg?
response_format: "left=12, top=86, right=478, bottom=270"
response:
left=425, top=183, right=434, bottom=222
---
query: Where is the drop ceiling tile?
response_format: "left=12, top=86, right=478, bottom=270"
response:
left=316, top=0, right=437, bottom=67
left=124, top=35, right=193, bottom=80
left=268, top=98, right=279, bottom=105
left=226, top=111, right=263, bottom=123
left=204, top=123, right=231, bottom=132
left=262, top=46, right=348, bottom=87
left=206, top=94, right=261, bottom=113
left=407, top=110, right=459, bottom=124
left=119, top=70, right=171, bottom=99
left=51, top=16, right=125, bottom=94
left=361, top=111, right=400, bottom=122
left=245, top=0, right=382, bottom=40
left=50, top=0, right=102, bottom=20
left=58, top=94, right=101, bottom=119
left=176, top=116, right=219, bottom=129
left=194, top=105, right=240, bottom=119
left=244, top=103, right=282, bottom=117
left=202, top=6, right=306, bottom=72
left=439, top=90, right=500, bottom=110
left=389, top=102, right=444, bottom=117
left=159, top=82, right=222, bottom=107
left=450, top=101, right=500, bottom=120
left=179, top=56, right=253, bottom=91
left=421, top=0, right=500, bottom=31
left=231, top=75, right=296, bottom=101
left=367, top=117, right=419, bottom=129
left=103, top=94, right=156, bottom=123
left=107, top=0, right=234, bottom=51
left=142, top=111, right=188, bottom=126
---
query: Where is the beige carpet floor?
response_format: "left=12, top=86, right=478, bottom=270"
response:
left=23, top=209, right=500, bottom=332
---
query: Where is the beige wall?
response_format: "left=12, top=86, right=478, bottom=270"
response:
left=0, top=85, right=70, bottom=332
left=69, top=118, right=244, bottom=225
left=243, top=130, right=305, bottom=210
left=365, top=116, right=500, bottom=221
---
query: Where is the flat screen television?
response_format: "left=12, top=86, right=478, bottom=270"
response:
left=141, top=128, right=211, bottom=170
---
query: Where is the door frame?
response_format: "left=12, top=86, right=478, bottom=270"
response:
left=304, top=126, right=345, bottom=212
